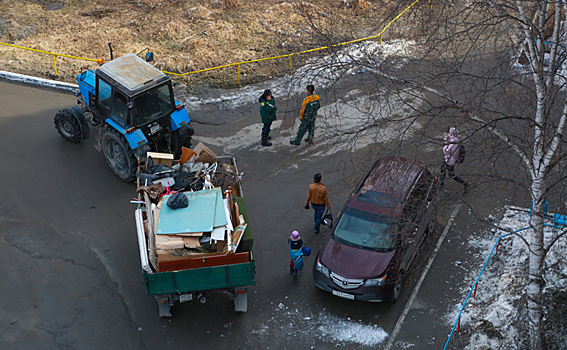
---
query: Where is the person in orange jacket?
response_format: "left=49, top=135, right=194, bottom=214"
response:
left=305, top=173, right=331, bottom=234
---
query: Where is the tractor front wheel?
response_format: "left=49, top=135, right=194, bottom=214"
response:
left=101, top=128, right=137, bottom=182
left=54, top=109, right=82, bottom=143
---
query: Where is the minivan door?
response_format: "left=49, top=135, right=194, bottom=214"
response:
left=399, top=170, right=435, bottom=268
left=398, top=219, right=416, bottom=271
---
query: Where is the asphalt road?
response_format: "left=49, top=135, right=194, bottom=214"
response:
left=0, top=78, right=506, bottom=349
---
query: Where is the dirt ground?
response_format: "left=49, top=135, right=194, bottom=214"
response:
left=0, top=0, right=424, bottom=89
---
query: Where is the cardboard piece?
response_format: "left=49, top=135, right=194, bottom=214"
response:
left=147, top=152, right=174, bottom=168
left=179, top=147, right=196, bottom=163
left=193, top=142, right=218, bottom=163
left=183, top=236, right=201, bottom=248
left=155, top=235, right=185, bottom=250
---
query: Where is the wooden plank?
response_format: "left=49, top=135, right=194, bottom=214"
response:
left=145, top=193, right=157, bottom=271
left=175, top=232, right=204, bottom=237
left=232, top=224, right=247, bottom=251
left=157, top=251, right=250, bottom=272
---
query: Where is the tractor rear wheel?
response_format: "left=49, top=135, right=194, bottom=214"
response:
left=54, top=109, right=82, bottom=143
left=101, top=128, right=137, bottom=182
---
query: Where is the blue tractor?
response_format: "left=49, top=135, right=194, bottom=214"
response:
left=54, top=53, right=194, bottom=182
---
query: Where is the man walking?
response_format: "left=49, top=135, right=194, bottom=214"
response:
left=441, top=127, right=470, bottom=193
left=290, top=85, right=320, bottom=145
left=305, top=173, right=331, bottom=234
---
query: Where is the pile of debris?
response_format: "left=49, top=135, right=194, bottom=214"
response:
left=135, top=142, right=250, bottom=273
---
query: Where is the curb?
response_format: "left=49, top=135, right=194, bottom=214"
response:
left=0, top=70, right=78, bottom=92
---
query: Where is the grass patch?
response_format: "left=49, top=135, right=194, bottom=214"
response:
left=0, top=0, right=426, bottom=88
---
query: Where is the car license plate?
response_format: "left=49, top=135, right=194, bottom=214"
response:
left=332, top=290, right=355, bottom=300
left=150, top=124, right=160, bottom=134
left=179, top=293, right=193, bottom=303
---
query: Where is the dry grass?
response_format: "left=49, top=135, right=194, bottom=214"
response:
left=0, top=0, right=420, bottom=87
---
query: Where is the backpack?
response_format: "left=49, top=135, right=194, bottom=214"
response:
left=456, top=144, right=466, bottom=164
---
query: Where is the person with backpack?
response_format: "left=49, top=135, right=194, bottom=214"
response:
left=441, top=127, right=470, bottom=194
left=290, top=85, right=320, bottom=145
left=288, top=230, right=304, bottom=279
left=259, top=89, right=277, bottom=146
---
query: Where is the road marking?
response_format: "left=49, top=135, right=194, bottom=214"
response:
left=384, top=204, right=462, bottom=350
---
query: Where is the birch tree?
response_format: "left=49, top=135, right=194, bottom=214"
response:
left=292, top=0, right=567, bottom=348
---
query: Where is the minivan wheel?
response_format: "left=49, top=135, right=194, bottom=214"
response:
left=427, top=217, right=437, bottom=235
left=391, top=271, right=404, bottom=302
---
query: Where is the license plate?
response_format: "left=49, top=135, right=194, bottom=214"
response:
left=332, top=290, right=355, bottom=300
left=150, top=124, right=160, bottom=134
left=179, top=293, right=193, bottom=303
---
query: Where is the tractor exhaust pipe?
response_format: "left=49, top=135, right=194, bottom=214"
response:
left=108, top=43, right=114, bottom=61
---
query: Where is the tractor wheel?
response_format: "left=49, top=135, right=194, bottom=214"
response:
left=101, top=128, right=137, bottom=182
left=54, top=109, right=82, bottom=143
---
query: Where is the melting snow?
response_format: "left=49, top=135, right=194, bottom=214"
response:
left=445, top=207, right=567, bottom=349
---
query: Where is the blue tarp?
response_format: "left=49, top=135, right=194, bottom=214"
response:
left=157, top=187, right=227, bottom=234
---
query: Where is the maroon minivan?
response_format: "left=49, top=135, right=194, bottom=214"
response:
left=313, top=157, right=439, bottom=302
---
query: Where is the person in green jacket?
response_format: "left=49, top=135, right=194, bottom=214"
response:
left=259, top=89, right=277, bottom=147
left=290, top=84, right=320, bottom=145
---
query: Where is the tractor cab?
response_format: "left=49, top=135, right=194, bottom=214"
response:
left=55, top=53, right=194, bottom=182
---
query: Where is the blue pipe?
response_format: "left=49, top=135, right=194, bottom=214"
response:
left=534, top=38, right=567, bottom=49
left=443, top=227, right=530, bottom=350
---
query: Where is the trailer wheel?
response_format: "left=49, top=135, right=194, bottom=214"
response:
left=54, top=109, right=82, bottom=143
left=234, top=289, right=248, bottom=312
left=157, top=300, right=171, bottom=318
left=101, top=128, right=137, bottom=182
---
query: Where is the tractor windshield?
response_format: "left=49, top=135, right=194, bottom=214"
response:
left=133, top=83, right=174, bottom=126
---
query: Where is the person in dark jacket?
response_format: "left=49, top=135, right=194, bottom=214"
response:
left=259, top=89, right=277, bottom=146
left=290, top=85, right=320, bottom=145
left=288, top=230, right=304, bottom=279
left=441, top=127, right=470, bottom=193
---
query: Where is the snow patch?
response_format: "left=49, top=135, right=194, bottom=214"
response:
left=445, top=207, right=567, bottom=349
left=253, top=303, right=388, bottom=347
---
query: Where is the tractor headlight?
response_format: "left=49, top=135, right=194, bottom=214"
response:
left=315, top=258, right=330, bottom=278
left=364, top=275, right=386, bottom=287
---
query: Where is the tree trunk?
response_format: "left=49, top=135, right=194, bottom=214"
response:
left=527, top=178, right=546, bottom=350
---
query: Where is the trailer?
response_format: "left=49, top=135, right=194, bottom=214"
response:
left=134, top=154, right=255, bottom=317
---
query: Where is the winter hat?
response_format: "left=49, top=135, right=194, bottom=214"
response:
left=291, top=230, right=300, bottom=240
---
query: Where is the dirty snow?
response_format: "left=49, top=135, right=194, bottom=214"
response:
left=196, top=87, right=422, bottom=156
left=181, top=39, right=422, bottom=112
left=444, top=207, right=567, bottom=349
left=249, top=303, right=388, bottom=347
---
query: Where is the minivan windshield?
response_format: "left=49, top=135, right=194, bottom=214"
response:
left=333, top=206, right=397, bottom=251
left=133, top=83, right=174, bottom=126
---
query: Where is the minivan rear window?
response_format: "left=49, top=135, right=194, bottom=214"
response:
left=357, top=190, right=400, bottom=208
left=333, top=206, right=397, bottom=251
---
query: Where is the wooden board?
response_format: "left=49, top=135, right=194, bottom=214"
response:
left=157, top=251, right=250, bottom=272
left=175, top=232, right=204, bottom=237
left=145, top=193, right=157, bottom=271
